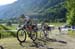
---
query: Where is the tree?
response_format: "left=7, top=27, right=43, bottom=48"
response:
left=65, top=0, right=75, bottom=25
left=6, top=21, right=12, bottom=26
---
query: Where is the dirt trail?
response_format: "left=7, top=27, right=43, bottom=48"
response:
left=0, top=30, right=75, bottom=49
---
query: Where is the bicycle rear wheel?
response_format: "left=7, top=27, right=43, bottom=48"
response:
left=30, top=31, right=37, bottom=41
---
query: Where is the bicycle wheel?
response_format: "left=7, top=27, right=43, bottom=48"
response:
left=30, top=31, right=37, bottom=41
left=40, top=30, right=45, bottom=38
left=17, top=29, right=26, bottom=43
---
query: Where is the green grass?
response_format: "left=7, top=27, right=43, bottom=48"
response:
left=68, top=30, right=75, bottom=37
left=6, top=25, right=17, bottom=30
left=49, top=22, right=65, bottom=26
left=0, top=24, right=17, bottom=38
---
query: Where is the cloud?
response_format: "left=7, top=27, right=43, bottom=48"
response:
left=0, top=0, right=17, bottom=6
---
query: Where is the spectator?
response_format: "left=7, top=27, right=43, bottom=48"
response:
left=72, top=26, right=75, bottom=30
left=58, top=27, right=61, bottom=32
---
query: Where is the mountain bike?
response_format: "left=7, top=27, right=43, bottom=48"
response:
left=17, top=24, right=38, bottom=43
left=40, top=25, right=51, bottom=39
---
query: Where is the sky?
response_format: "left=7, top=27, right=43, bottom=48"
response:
left=0, top=0, right=17, bottom=6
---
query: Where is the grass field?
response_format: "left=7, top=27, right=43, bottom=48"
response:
left=68, top=30, right=75, bottom=37
left=50, top=22, right=65, bottom=26
left=0, top=24, right=17, bottom=38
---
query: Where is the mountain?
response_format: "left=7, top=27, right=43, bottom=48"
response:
left=0, top=0, right=65, bottom=20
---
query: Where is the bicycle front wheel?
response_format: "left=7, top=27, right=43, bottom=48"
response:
left=17, top=29, right=27, bottom=43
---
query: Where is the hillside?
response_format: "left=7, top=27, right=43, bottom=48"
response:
left=0, top=0, right=66, bottom=22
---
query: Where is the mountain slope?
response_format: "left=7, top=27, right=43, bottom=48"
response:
left=0, top=0, right=65, bottom=19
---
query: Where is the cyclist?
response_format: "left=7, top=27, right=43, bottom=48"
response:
left=18, top=14, right=33, bottom=28
left=41, top=20, right=50, bottom=31
left=17, top=14, right=38, bottom=42
left=41, top=20, right=51, bottom=38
